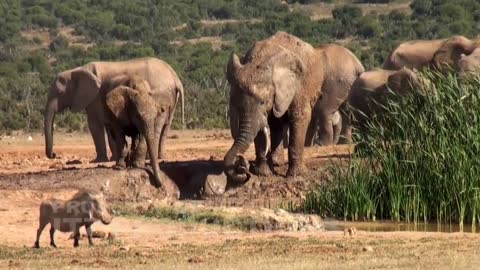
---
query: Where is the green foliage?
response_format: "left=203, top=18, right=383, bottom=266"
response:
left=0, top=0, right=480, bottom=132
left=303, top=73, right=480, bottom=226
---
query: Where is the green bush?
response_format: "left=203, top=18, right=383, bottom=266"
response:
left=303, top=72, right=480, bottom=227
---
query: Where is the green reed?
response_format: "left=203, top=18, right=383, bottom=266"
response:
left=303, top=72, right=480, bottom=226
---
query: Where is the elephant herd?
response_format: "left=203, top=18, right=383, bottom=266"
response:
left=44, top=31, right=480, bottom=198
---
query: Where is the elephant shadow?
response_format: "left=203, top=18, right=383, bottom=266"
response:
left=156, top=160, right=225, bottom=200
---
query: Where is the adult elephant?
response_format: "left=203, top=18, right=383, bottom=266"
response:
left=44, top=57, right=184, bottom=162
left=225, top=32, right=364, bottom=182
left=383, top=38, right=447, bottom=70
left=343, top=68, right=430, bottom=135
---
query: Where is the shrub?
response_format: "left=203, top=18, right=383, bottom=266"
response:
left=303, top=72, right=480, bottom=227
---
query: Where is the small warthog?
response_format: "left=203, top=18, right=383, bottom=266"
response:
left=33, top=190, right=113, bottom=248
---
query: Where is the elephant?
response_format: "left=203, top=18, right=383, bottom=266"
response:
left=104, top=76, right=179, bottom=197
left=383, top=38, right=448, bottom=70
left=457, top=47, right=480, bottom=78
left=431, top=36, right=480, bottom=73
left=44, top=57, right=184, bottom=163
left=343, top=68, right=429, bottom=135
left=225, top=31, right=364, bottom=182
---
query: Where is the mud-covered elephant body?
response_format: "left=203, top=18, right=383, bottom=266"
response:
left=225, top=32, right=364, bottom=182
left=383, top=38, right=447, bottom=70
left=44, top=57, right=184, bottom=162
left=104, top=77, right=179, bottom=197
left=344, top=68, right=428, bottom=134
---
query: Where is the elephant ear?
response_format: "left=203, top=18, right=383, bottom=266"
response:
left=272, top=52, right=305, bottom=118
left=106, top=86, right=128, bottom=118
left=70, top=68, right=101, bottom=112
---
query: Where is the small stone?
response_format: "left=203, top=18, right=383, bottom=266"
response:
left=188, top=256, right=205, bottom=263
left=27, top=136, right=33, bottom=141
left=119, top=246, right=129, bottom=251
left=71, top=259, right=79, bottom=264
left=362, top=246, right=373, bottom=252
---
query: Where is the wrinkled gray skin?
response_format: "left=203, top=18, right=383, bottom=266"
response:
left=44, top=57, right=184, bottom=163
left=457, top=48, right=480, bottom=78
left=226, top=32, right=364, bottom=182
left=34, top=191, right=112, bottom=248
left=104, top=77, right=179, bottom=198
left=343, top=68, right=427, bottom=136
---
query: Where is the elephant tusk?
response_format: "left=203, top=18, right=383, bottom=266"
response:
left=262, top=127, right=271, bottom=157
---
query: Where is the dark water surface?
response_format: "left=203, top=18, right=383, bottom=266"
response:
left=323, top=219, right=479, bottom=233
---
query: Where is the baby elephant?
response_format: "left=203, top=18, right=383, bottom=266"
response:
left=34, top=191, right=112, bottom=248
left=105, top=76, right=180, bottom=198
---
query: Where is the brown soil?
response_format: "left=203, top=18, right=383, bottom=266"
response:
left=1, top=130, right=479, bottom=269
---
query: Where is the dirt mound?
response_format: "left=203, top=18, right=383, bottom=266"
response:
left=0, top=157, right=331, bottom=208
left=0, top=168, right=164, bottom=203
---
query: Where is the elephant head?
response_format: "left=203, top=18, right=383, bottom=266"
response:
left=44, top=67, right=101, bottom=159
left=431, top=36, right=480, bottom=72
left=457, top=48, right=480, bottom=78
left=224, top=47, right=306, bottom=183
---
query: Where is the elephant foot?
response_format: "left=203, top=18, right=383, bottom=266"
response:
left=91, top=156, right=109, bottom=163
left=113, top=161, right=127, bottom=170
left=270, top=150, right=285, bottom=167
left=252, top=161, right=272, bottom=177
left=286, top=163, right=305, bottom=178
left=130, top=160, right=146, bottom=169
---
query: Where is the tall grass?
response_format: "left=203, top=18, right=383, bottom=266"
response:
left=304, top=72, right=480, bottom=226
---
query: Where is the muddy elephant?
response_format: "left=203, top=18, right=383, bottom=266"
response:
left=457, top=48, right=480, bottom=78
left=344, top=68, right=429, bottom=135
left=44, top=57, right=184, bottom=163
left=431, top=36, right=480, bottom=73
left=225, top=32, right=364, bottom=182
left=383, top=38, right=448, bottom=70
left=104, top=77, right=179, bottom=197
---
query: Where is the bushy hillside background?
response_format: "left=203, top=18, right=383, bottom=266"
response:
left=1, top=0, right=479, bottom=133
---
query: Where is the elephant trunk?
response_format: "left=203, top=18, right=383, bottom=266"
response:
left=44, top=99, right=58, bottom=159
left=143, top=119, right=179, bottom=199
left=224, top=118, right=257, bottom=183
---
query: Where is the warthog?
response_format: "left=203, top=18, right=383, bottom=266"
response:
left=33, top=191, right=113, bottom=248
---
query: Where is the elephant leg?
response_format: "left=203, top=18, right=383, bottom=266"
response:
left=106, top=127, right=118, bottom=161
left=86, top=100, right=108, bottom=163
left=128, top=134, right=140, bottom=167
left=315, top=112, right=334, bottom=146
left=110, top=126, right=128, bottom=169
left=338, top=106, right=352, bottom=144
left=158, top=123, right=169, bottom=160
left=131, top=136, right=147, bottom=168
left=253, top=130, right=272, bottom=177
left=304, top=111, right=319, bottom=147
left=269, top=121, right=287, bottom=167
left=287, top=105, right=311, bottom=177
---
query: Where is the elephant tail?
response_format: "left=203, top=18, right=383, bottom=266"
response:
left=176, top=80, right=185, bottom=129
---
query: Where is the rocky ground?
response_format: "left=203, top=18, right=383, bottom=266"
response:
left=0, top=130, right=479, bottom=269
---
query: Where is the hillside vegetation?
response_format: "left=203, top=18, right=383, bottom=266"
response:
left=1, top=0, right=480, bottom=132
